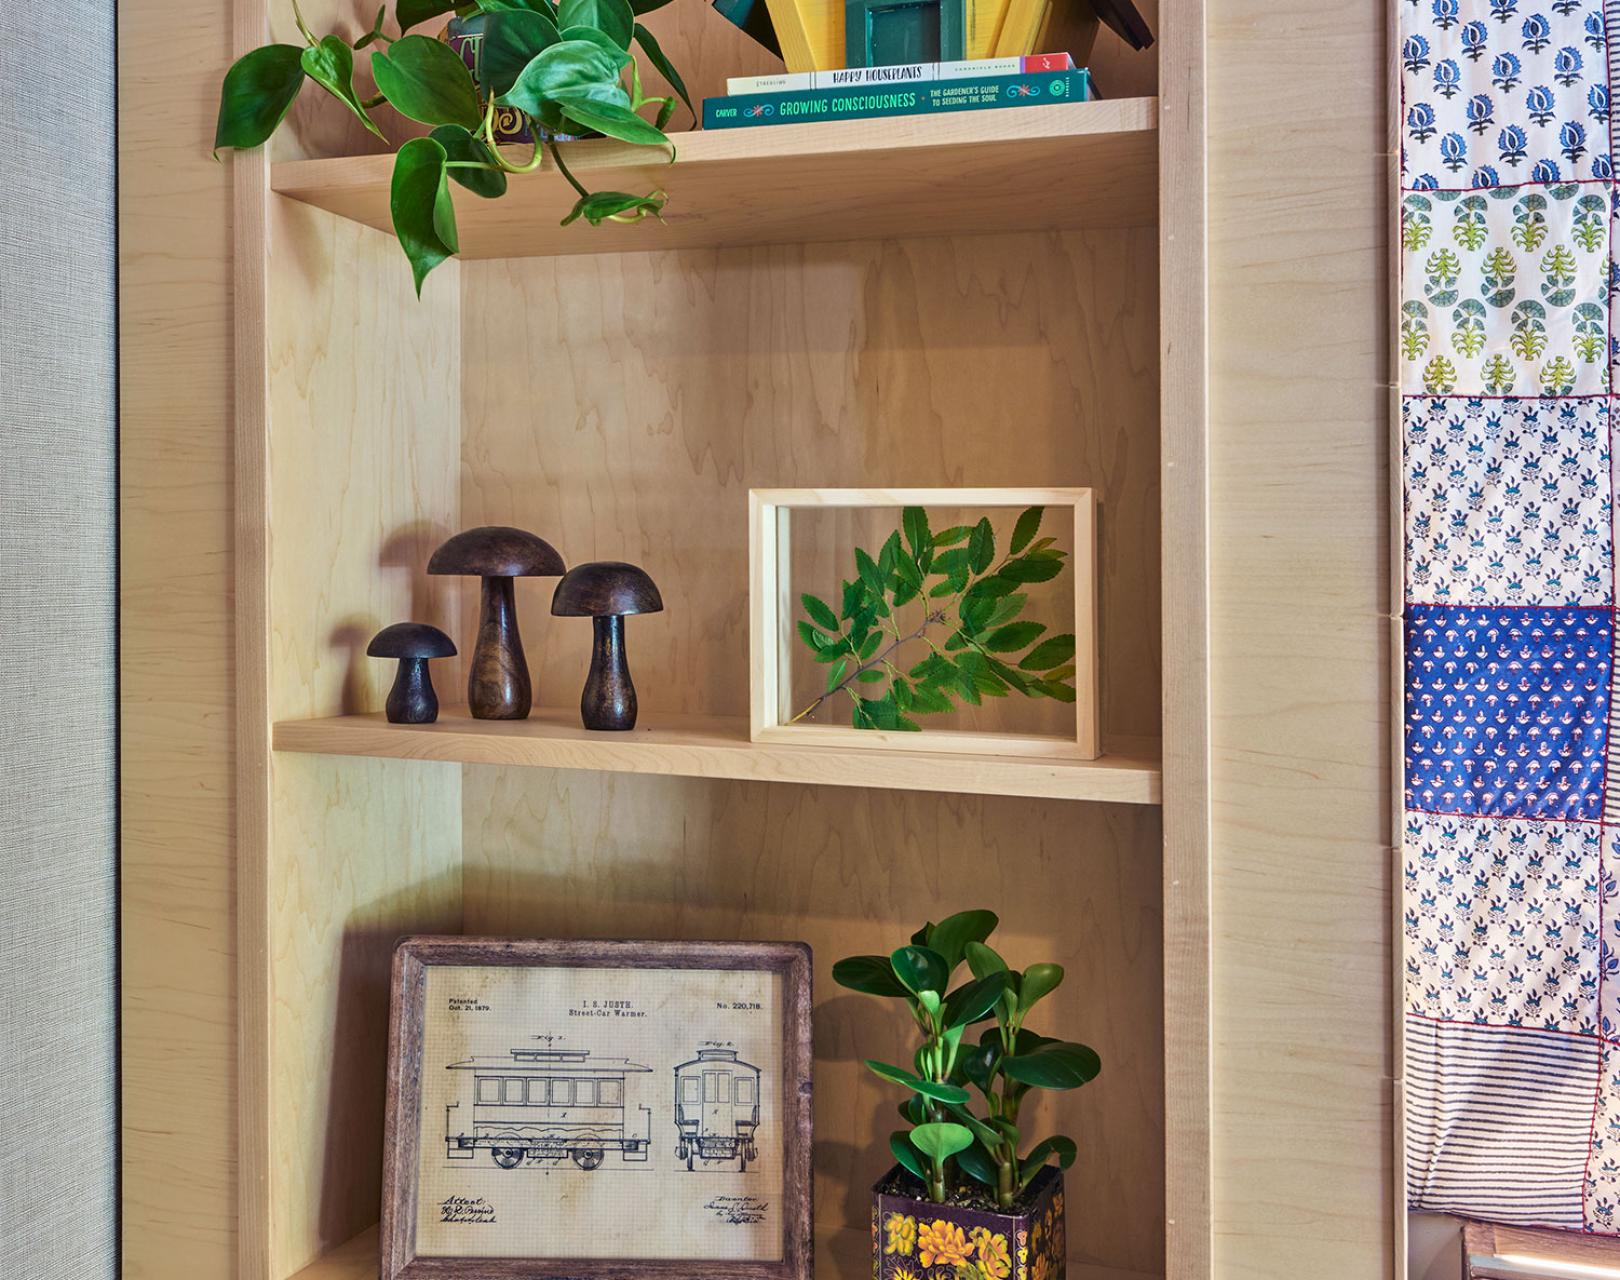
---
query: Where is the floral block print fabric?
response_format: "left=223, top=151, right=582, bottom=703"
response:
left=1403, top=396, right=1613, bottom=605
left=1407, top=1017, right=1597, bottom=1227
left=1402, top=0, right=1611, bottom=189
left=1406, top=603, right=1611, bottom=818
left=1404, top=812, right=1601, bottom=1031
left=1400, top=183, right=1611, bottom=396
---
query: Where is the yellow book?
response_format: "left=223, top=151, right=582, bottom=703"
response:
left=966, top=0, right=1014, bottom=59
left=992, top=0, right=1045, bottom=55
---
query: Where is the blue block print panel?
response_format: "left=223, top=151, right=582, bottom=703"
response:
left=1403, top=396, right=1613, bottom=606
left=1402, top=0, right=1610, bottom=189
left=1404, top=812, right=1601, bottom=1033
left=1405, top=603, right=1610, bottom=818
left=1407, top=1016, right=1596, bottom=1228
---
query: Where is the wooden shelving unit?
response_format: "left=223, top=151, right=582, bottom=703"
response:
left=272, top=99, right=1158, bottom=257
left=273, top=710, right=1163, bottom=803
left=225, top=2, right=1208, bottom=1277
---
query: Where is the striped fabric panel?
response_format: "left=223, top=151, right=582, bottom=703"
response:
left=1407, top=1017, right=1598, bottom=1228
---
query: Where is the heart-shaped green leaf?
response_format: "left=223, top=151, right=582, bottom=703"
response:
left=1018, top=962, right=1064, bottom=1011
left=397, top=0, right=461, bottom=30
left=559, top=0, right=635, bottom=47
left=389, top=136, right=456, bottom=295
left=864, top=1059, right=970, bottom=1105
left=429, top=124, right=508, bottom=198
left=373, top=35, right=483, bottom=127
left=503, top=37, right=625, bottom=113
left=1019, top=634, right=1076, bottom=671
left=214, top=44, right=305, bottom=153
left=479, top=8, right=563, bottom=96
left=832, top=955, right=910, bottom=997
left=302, top=36, right=386, bottom=139
left=632, top=22, right=691, bottom=119
left=942, top=972, right=1009, bottom=1029
left=927, top=909, right=998, bottom=973
left=889, top=1130, right=927, bottom=1182
left=555, top=91, right=670, bottom=146
left=890, top=945, right=948, bottom=998
left=1001, top=1040, right=1100, bottom=1091
left=910, top=1121, right=974, bottom=1163
left=560, top=189, right=666, bottom=226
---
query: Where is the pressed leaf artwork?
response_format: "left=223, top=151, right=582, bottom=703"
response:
left=791, top=506, right=1077, bottom=733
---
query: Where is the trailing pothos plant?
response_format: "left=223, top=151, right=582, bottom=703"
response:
left=834, top=910, right=1100, bottom=1209
left=792, top=506, right=1077, bottom=731
left=214, top=0, right=690, bottom=291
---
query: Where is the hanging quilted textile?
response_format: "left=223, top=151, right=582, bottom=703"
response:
left=1400, top=0, right=1620, bottom=1232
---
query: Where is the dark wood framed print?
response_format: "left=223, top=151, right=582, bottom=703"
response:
left=382, top=937, right=813, bottom=1280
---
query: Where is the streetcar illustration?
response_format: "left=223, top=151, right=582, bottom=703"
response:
left=445, top=1048, right=653, bottom=1170
left=672, top=1047, right=762, bottom=1172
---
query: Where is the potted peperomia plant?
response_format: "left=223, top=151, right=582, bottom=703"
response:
left=835, top=910, right=1099, bottom=1280
left=214, top=0, right=690, bottom=291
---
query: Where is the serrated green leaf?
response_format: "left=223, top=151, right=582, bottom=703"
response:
left=933, top=524, right=970, bottom=546
left=1035, top=679, right=1077, bottom=702
left=1001, top=552, right=1064, bottom=584
left=903, top=506, right=931, bottom=556
left=840, top=579, right=865, bottom=619
left=1019, top=634, right=1075, bottom=671
left=796, top=620, right=829, bottom=650
left=984, top=620, right=1045, bottom=652
left=801, top=592, right=839, bottom=631
left=214, top=44, right=305, bottom=153
left=1010, top=505, right=1043, bottom=553
left=859, top=631, right=882, bottom=661
left=968, top=517, right=995, bottom=573
left=856, top=669, right=885, bottom=684
left=825, top=658, right=849, bottom=692
left=855, top=547, right=885, bottom=597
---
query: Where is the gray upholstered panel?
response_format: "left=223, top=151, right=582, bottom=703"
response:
left=0, top=1, right=119, bottom=1274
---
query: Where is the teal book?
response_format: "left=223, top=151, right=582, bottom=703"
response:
left=702, top=68, right=1092, bottom=130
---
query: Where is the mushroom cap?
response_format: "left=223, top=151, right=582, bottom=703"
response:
left=367, top=622, right=457, bottom=660
left=551, top=561, right=664, bottom=617
left=427, top=526, right=565, bottom=578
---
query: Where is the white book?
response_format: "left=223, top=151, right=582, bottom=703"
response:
left=724, top=52, right=1072, bottom=96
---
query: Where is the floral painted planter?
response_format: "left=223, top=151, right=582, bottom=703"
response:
left=873, top=1165, right=1065, bottom=1280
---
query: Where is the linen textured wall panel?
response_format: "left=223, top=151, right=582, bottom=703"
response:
left=0, top=1, right=119, bottom=1275
left=1400, top=0, right=1620, bottom=1234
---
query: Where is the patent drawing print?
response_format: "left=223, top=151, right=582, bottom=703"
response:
left=673, top=1048, right=763, bottom=1172
left=447, top=1047, right=655, bottom=1171
left=381, top=937, right=813, bottom=1280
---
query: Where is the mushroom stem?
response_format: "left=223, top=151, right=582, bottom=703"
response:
left=471, top=576, right=531, bottom=720
left=582, top=614, right=636, bottom=731
left=387, top=657, right=439, bottom=725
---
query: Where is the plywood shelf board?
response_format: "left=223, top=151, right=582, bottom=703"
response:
left=271, top=98, right=1158, bottom=258
left=273, top=709, right=1162, bottom=804
left=287, top=1224, right=1163, bottom=1280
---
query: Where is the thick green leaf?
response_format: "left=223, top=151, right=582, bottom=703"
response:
left=430, top=124, right=508, bottom=197
left=969, top=517, right=995, bottom=573
left=801, top=592, right=839, bottom=631
left=1019, top=1135, right=1077, bottom=1186
left=942, top=972, right=1009, bottom=1029
left=890, top=945, right=948, bottom=997
left=301, top=37, right=386, bottom=139
left=1001, top=553, right=1064, bottom=584
left=910, top=1121, right=974, bottom=1163
left=1019, top=634, right=1076, bottom=671
left=1010, top=505, right=1044, bottom=554
left=373, top=35, right=483, bottom=127
left=1018, top=962, right=1064, bottom=1011
left=965, top=940, right=1007, bottom=978
left=479, top=8, right=563, bottom=96
left=928, top=909, right=998, bottom=972
left=984, top=621, right=1045, bottom=653
left=958, top=1042, right=1000, bottom=1092
left=389, top=136, right=456, bottom=296
left=831, top=954, right=910, bottom=997
left=889, top=1130, right=927, bottom=1182
left=899, top=1094, right=928, bottom=1125
left=953, top=1136, right=1000, bottom=1186
left=864, top=1060, right=970, bottom=1105
left=1002, top=1040, right=1101, bottom=1091
left=631, top=0, right=673, bottom=12
left=559, top=0, right=634, bottom=45
left=397, top=0, right=461, bottom=30
left=911, top=922, right=935, bottom=946
left=214, top=44, right=305, bottom=153
left=630, top=21, right=692, bottom=123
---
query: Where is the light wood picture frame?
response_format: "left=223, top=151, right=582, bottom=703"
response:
left=749, top=487, right=1099, bottom=759
left=382, top=937, right=814, bottom=1280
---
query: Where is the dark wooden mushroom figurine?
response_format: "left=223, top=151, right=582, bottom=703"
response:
left=427, top=526, right=565, bottom=720
left=551, top=562, right=664, bottom=731
left=366, top=622, right=456, bottom=724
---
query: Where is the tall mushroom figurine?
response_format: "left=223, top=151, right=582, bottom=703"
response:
left=366, top=623, right=457, bottom=724
left=427, top=526, right=565, bottom=720
left=550, top=562, right=664, bottom=731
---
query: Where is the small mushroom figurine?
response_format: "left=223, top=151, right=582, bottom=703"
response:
left=366, top=623, right=457, bottom=724
left=551, top=561, right=664, bottom=731
left=427, top=526, right=565, bottom=720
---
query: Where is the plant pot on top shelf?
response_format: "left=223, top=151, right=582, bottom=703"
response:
left=875, top=1162, right=1065, bottom=1280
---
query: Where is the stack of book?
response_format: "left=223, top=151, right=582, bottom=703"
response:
left=702, top=53, right=1094, bottom=130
